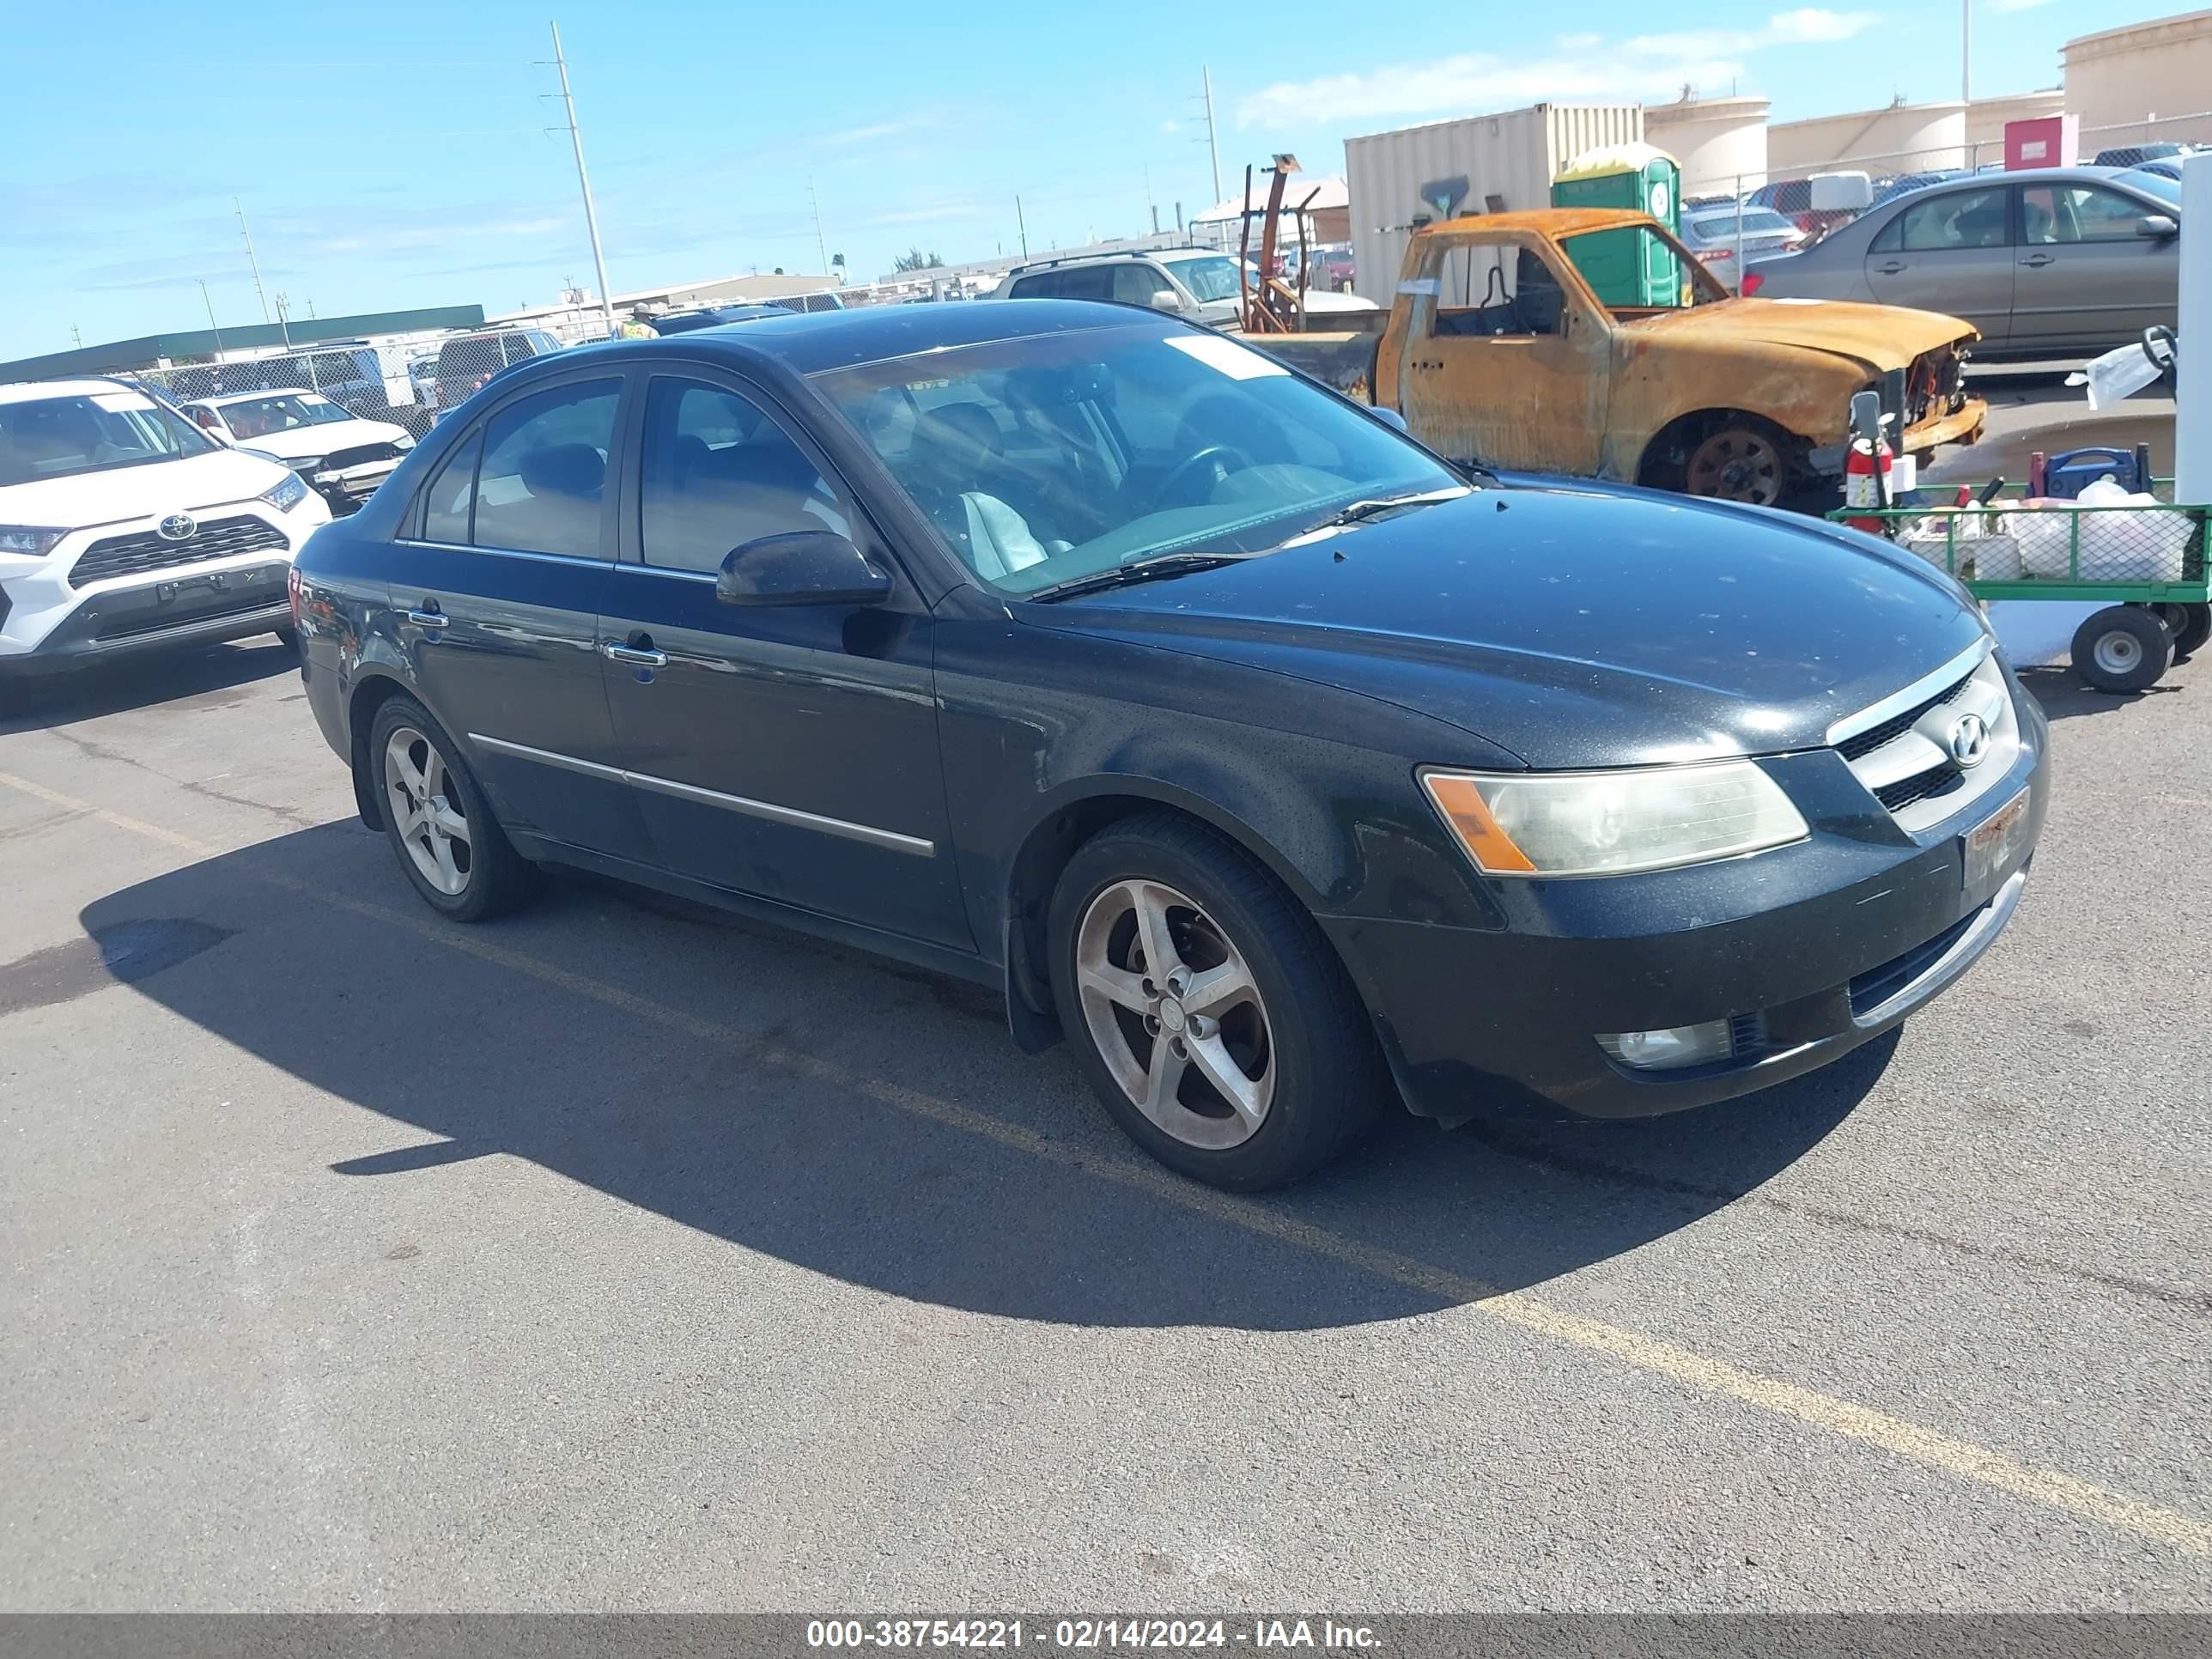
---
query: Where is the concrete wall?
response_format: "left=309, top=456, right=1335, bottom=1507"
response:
left=1767, top=101, right=1968, bottom=178
left=2066, top=9, right=2212, bottom=150
left=1644, top=95, right=1771, bottom=196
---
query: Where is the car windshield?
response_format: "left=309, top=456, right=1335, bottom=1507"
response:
left=219, top=393, right=351, bottom=439
left=815, top=321, right=1464, bottom=597
left=1163, top=256, right=1247, bottom=304
left=2116, top=169, right=2182, bottom=208
left=0, top=390, right=214, bottom=486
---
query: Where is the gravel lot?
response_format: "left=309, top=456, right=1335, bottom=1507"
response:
left=0, top=618, right=2205, bottom=1612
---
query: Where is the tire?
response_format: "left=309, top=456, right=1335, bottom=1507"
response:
left=1680, top=422, right=1790, bottom=507
left=1046, top=812, right=1386, bottom=1190
left=366, top=695, right=538, bottom=921
left=2154, top=602, right=2209, bottom=664
left=2072, top=605, right=2172, bottom=694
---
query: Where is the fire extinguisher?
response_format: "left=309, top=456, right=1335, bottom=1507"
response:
left=1843, top=433, right=1893, bottom=535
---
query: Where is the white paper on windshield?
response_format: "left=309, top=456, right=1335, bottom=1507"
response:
left=90, top=391, right=157, bottom=412
left=1163, top=333, right=1286, bottom=380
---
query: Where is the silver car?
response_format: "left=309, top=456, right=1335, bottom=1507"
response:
left=1743, top=166, right=2181, bottom=360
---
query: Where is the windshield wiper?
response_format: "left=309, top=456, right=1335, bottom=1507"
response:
left=1025, top=550, right=1264, bottom=603
left=1297, top=486, right=1470, bottom=535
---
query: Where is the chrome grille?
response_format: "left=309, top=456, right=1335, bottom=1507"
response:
left=70, top=516, right=289, bottom=588
left=1833, top=644, right=2017, bottom=833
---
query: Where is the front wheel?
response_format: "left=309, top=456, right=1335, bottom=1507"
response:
left=367, top=695, right=538, bottom=921
left=2072, top=605, right=2172, bottom=694
left=1682, top=423, right=1788, bottom=507
left=1048, top=814, right=1385, bottom=1189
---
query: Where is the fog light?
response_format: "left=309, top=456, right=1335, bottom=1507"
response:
left=1596, top=1020, right=1734, bottom=1071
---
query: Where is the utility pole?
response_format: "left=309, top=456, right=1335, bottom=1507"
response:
left=1201, top=66, right=1224, bottom=208
left=1016, top=195, right=1029, bottom=258
left=548, top=21, right=617, bottom=339
left=809, top=177, right=830, bottom=275
left=273, top=292, right=295, bottom=353
left=70, top=325, right=82, bottom=349
left=236, top=198, right=271, bottom=325
left=1961, top=0, right=1971, bottom=105
left=196, top=280, right=223, bottom=355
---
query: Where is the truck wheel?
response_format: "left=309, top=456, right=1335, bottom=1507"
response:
left=2072, top=605, right=2172, bottom=693
left=2154, top=602, right=2209, bottom=664
left=1682, top=424, right=1786, bottom=507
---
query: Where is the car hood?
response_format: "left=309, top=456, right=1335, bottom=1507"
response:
left=1624, top=296, right=1977, bottom=372
left=0, top=446, right=292, bottom=532
left=236, top=418, right=410, bottom=460
left=1030, top=485, right=1989, bottom=768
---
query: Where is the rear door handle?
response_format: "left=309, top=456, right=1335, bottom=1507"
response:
left=602, top=640, right=667, bottom=668
left=2018, top=254, right=2055, bottom=268
left=404, top=604, right=446, bottom=629
left=1874, top=262, right=1905, bottom=275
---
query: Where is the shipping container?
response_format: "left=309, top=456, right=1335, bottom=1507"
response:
left=1345, top=103, right=1644, bottom=303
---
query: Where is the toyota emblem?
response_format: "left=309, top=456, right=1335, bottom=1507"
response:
left=1948, top=713, right=1990, bottom=768
left=156, top=514, right=197, bottom=542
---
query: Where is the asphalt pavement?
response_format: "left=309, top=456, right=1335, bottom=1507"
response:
left=0, top=630, right=2206, bottom=1612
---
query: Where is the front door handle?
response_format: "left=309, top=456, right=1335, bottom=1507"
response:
left=2018, top=253, right=2055, bottom=268
left=602, top=639, right=667, bottom=668
left=404, top=603, right=446, bottom=629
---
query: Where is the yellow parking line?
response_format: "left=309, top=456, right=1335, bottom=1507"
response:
left=4, top=763, right=2207, bottom=1560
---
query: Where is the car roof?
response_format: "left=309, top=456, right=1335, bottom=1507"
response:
left=500, top=299, right=1172, bottom=381
left=1006, top=246, right=1220, bottom=276
left=2, top=378, right=141, bottom=405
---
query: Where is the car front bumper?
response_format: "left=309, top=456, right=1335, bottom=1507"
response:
left=0, top=560, right=295, bottom=677
left=1323, top=726, right=2046, bottom=1124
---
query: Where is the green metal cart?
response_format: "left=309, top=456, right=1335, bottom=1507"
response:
left=1835, top=492, right=2211, bottom=693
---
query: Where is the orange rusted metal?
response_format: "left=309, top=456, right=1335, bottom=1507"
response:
left=1267, top=208, right=1987, bottom=496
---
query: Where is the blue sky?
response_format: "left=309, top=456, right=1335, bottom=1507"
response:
left=0, top=0, right=2178, bottom=362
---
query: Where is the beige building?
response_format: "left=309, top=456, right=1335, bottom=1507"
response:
left=1643, top=94, right=1771, bottom=196
left=2064, top=9, right=2212, bottom=150
left=1767, top=100, right=1968, bottom=177
left=1962, top=89, right=2066, bottom=159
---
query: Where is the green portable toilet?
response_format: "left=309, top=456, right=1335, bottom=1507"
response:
left=1550, top=143, right=1685, bottom=309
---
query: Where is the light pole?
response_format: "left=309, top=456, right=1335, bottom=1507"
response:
left=197, top=279, right=224, bottom=356
left=549, top=21, right=617, bottom=339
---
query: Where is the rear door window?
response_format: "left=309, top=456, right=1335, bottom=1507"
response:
left=422, top=430, right=483, bottom=543
left=464, top=380, right=621, bottom=559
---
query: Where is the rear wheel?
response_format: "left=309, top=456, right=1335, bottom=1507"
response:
left=368, top=696, right=538, bottom=921
left=2072, top=605, right=2172, bottom=694
left=2154, top=602, right=2209, bottom=664
left=1048, top=814, right=1384, bottom=1189
left=1683, top=424, right=1788, bottom=507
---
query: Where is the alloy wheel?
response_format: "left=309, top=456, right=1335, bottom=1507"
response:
left=1073, top=878, right=1275, bottom=1150
left=383, top=726, right=473, bottom=896
left=1685, top=428, right=1784, bottom=506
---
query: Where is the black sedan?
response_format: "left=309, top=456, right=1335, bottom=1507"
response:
left=290, top=301, right=2046, bottom=1188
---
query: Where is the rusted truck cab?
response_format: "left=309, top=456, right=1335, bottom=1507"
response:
left=1273, top=209, right=1986, bottom=507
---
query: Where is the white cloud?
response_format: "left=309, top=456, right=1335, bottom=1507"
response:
left=1160, top=118, right=1182, bottom=135
left=823, top=115, right=935, bottom=149
left=1237, top=9, right=1879, bottom=128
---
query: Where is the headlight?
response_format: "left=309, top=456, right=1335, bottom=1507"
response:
left=392, top=433, right=416, bottom=451
left=1421, top=760, right=1809, bottom=878
left=0, top=526, right=67, bottom=557
left=258, top=471, right=310, bottom=513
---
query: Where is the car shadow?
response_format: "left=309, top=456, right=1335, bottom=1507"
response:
left=0, top=636, right=297, bottom=735
left=2017, top=662, right=2189, bottom=723
left=78, top=823, right=1887, bottom=1332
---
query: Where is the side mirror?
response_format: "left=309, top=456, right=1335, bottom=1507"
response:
left=716, top=530, right=892, bottom=608
left=2139, top=214, right=2179, bottom=240
left=1370, top=406, right=1410, bottom=434
left=1149, top=289, right=1182, bottom=313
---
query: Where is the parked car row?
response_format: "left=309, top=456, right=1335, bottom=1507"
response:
left=993, top=246, right=1379, bottom=330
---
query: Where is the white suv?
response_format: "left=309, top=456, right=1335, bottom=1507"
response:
left=995, top=247, right=1378, bottom=329
left=0, top=379, right=331, bottom=681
